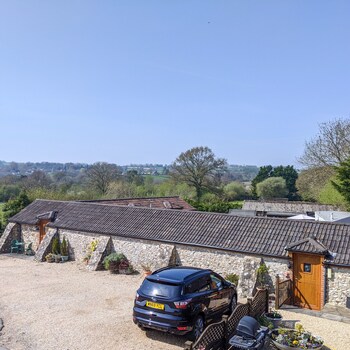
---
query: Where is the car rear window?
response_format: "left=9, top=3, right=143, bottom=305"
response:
left=140, top=279, right=182, bottom=298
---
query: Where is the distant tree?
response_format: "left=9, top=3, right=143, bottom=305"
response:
left=170, top=146, right=227, bottom=201
left=21, top=170, right=52, bottom=190
left=125, top=170, right=144, bottom=186
left=223, top=181, right=247, bottom=201
left=86, top=162, right=121, bottom=195
left=332, top=158, right=350, bottom=207
left=296, top=166, right=335, bottom=201
left=272, top=165, right=299, bottom=200
left=0, top=185, right=21, bottom=202
left=256, top=177, right=288, bottom=199
left=299, top=118, right=350, bottom=167
left=251, top=166, right=273, bottom=197
left=2, top=192, right=31, bottom=225
left=252, top=165, right=298, bottom=199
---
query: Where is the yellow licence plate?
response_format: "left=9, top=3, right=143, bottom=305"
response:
left=146, top=301, right=165, bottom=310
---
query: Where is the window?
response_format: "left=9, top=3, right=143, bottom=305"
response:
left=140, top=279, right=182, bottom=298
left=210, top=274, right=223, bottom=289
left=184, top=276, right=211, bottom=294
left=303, top=263, right=311, bottom=273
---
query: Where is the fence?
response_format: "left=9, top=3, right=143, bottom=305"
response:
left=184, top=288, right=269, bottom=350
left=275, top=275, right=292, bottom=309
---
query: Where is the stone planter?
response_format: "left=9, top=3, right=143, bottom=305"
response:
left=264, top=312, right=282, bottom=328
left=270, top=329, right=323, bottom=350
left=109, top=261, right=120, bottom=274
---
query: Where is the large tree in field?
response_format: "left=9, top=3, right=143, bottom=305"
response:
left=86, top=162, right=121, bottom=195
left=256, top=177, right=288, bottom=199
left=299, top=118, right=350, bottom=167
left=251, top=165, right=298, bottom=200
left=170, top=146, right=227, bottom=201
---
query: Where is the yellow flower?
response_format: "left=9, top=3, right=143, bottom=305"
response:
left=293, top=340, right=299, bottom=345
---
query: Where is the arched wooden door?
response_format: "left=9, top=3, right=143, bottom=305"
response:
left=293, top=253, right=322, bottom=310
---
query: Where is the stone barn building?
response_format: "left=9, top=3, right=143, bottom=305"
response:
left=1, top=199, right=349, bottom=310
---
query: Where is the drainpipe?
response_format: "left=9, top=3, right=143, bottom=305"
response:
left=323, top=264, right=328, bottom=307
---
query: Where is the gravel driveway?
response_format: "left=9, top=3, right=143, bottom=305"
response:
left=0, top=255, right=349, bottom=350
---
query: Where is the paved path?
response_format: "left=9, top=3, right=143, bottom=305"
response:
left=280, top=303, right=350, bottom=324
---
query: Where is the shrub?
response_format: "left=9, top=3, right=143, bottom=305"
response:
left=83, top=239, right=98, bottom=262
left=103, top=253, right=126, bottom=270
left=256, top=261, right=269, bottom=286
left=52, top=237, right=60, bottom=255
left=225, top=273, right=239, bottom=285
left=60, top=236, right=68, bottom=256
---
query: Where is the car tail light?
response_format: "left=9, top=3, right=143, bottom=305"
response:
left=174, top=299, right=192, bottom=309
left=177, top=326, right=190, bottom=331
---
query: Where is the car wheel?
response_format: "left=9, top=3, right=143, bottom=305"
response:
left=189, top=315, right=205, bottom=341
left=229, top=295, right=237, bottom=314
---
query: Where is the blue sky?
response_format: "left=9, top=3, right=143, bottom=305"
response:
left=0, top=1, right=349, bottom=166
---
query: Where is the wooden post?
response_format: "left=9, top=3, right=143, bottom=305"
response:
left=222, top=314, right=229, bottom=349
left=247, top=297, right=252, bottom=316
left=184, top=341, right=193, bottom=350
left=275, top=275, right=280, bottom=310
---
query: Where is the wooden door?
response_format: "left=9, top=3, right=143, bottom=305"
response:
left=293, top=253, right=322, bottom=310
left=39, top=220, right=50, bottom=243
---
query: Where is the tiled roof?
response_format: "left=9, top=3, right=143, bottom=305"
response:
left=243, top=200, right=339, bottom=213
left=285, top=238, right=329, bottom=255
left=80, top=196, right=194, bottom=210
left=9, top=199, right=350, bottom=267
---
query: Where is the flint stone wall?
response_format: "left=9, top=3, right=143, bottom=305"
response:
left=327, top=267, right=350, bottom=306
left=22, top=224, right=40, bottom=251
left=6, top=224, right=350, bottom=307
left=176, top=246, right=290, bottom=298
left=57, top=228, right=289, bottom=297
left=58, top=229, right=101, bottom=262
left=0, top=223, right=21, bottom=253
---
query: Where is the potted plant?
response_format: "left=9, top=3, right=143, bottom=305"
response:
left=225, top=273, right=239, bottom=286
left=256, top=261, right=269, bottom=288
left=270, top=323, right=324, bottom=350
left=264, top=309, right=283, bottom=328
left=60, top=236, right=69, bottom=262
left=45, top=253, right=54, bottom=263
left=103, top=253, right=127, bottom=274
left=118, top=258, right=132, bottom=274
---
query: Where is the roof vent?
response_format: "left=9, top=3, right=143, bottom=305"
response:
left=163, top=201, right=172, bottom=209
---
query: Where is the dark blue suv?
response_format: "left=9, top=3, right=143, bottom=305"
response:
left=133, top=266, right=237, bottom=340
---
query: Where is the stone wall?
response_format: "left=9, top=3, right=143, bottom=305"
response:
left=58, top=229, right=102, bottom=262
left=22, top=224, right=40, bottom=251
left=6, top=225, right=350, bottom=307
left=57, top=228, right=290, bottom=298
left=327, top=266, right=350, bottom=306
left=176, top=245, right=290, bottom=298
left=0, top=223, right=21, bottom=253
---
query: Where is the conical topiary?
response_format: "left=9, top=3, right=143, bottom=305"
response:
left=52, top=237, right=60, bottom=255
